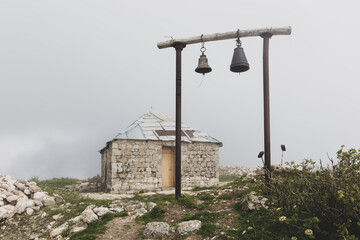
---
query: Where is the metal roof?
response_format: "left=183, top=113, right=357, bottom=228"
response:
left=112, top=109, right=222, bottom=144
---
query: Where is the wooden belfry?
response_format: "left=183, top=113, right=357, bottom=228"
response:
left=157, top=26, right=292, bottom=199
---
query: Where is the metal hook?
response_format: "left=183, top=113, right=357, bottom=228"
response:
left=236, top=29, right=242, bottom=46
left=200, top=34, right=206, bottom=53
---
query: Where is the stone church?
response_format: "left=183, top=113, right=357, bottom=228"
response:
left=100, top=110, right=222, bottom=192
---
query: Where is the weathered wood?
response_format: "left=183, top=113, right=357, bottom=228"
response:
left=157, top=26, right=292, bottom=49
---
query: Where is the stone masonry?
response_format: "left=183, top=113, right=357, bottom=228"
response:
left=101, top=139, right=220, bottom=193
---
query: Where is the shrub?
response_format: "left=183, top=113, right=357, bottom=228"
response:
left=232, top=146, right=360, bottom=240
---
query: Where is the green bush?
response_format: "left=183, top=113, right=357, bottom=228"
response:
left=233, top=146, right=360, bottom=240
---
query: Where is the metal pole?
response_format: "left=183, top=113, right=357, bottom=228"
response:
left=173, top=42, right=186, bottom=200
left=261, top=33, right=272, bottom=184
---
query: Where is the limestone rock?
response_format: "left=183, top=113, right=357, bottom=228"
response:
left=110, top=207, right=124, bottom=213
left=145, top=202, right=157, bottom=212
left=93, top=206, right=110, bottom=217
left=124, top=201, right=142, bottom=212
left=71, top=226, right=86, bottom=233
left=26, top=208, right=34, bottom=215
left=14, top=181, right=26, bottom=191
left=178, top=220, right=202, bottom=235
left=143, top=222, right=169, bottom=239
left=52, top=213, right=63, bottom=221
left=6, top=195, right=19, bottom=205
left=0, top=205, right=16, bottom=220
left=80, top=209, right=98, bottom=224
left=68, top=216, right=81, bottom=223
left=241, top=191, right=268, bottom=210
left=50, top=222, right=68, bottom=237
left=43, top=196, right=56, bottom=206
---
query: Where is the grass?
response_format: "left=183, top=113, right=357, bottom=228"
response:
left=219, top=174, right=239, bottom=182
left=69, top=212, right=128, bottom=240
left=182, top=211, right=219, bottom=223
left=182, top=211, right=220, bottom=237
left=136, top=206, right=165, bottom=224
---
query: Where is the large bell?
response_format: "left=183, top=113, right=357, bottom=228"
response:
left=230, top=45, right=250, bottom=73
left=195, top=53, right=212, bottom=75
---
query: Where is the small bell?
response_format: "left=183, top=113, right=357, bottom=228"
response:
left=230, top=39, right=250, bottom=73
left=195, top=52, right=212, bottom=75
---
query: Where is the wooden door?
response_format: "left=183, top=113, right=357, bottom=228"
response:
left=162, top=147, right=174, bottom=187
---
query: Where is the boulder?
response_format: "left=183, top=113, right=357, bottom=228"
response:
left=6, top=195, right=19, bottom=205
left=93, top=207, right=110, bottom=217
left=15, top=197, right=34, bottom=214
left=143, top=222, right=169, bottom=239
left=43, top=196, right=56, bottom=206
left=178, top=220, right=202, bottom=235
left=80, top=209, right=98, bottom=224
left=14, top=181, right=26, bottom=191
left=0, top=205, right=17, bottom=220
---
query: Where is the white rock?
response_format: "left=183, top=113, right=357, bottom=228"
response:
left=14, top=181, right=26, bottom=191
left=80, top=209, right=98, bottom=224
left=34, top=200, right=43, bottom=207
left=145, top=202, right=157, bottom=212
left=43, top=196, right=56, bottom=206
left=134, top=208, right=147, bottom=217
left=0, top=205, right=17, bottom=220
left=0, top=200, right=4, bottom=206
left=29, top=185, right=41, bottom=193
left=124, top=201, right=142, bottom=212
left=52, top=213, right=63, bottom=221
left=41, top=212, right=47, bottom=218
left=143, top=222, right=169, bottom=239
left=16, top=197, right=34, bottom=214
left=71, top=226, right=86, bottom=233
left=6, top=195, right=19, bottom=205
left=33, top=192, right=47, bottom=202
left=26, top=208, right=34, bottom=215
left=24, top=189, right=31, bottom=195
left=68, top=216, right=81, bottom=223
left=178, top=220, right=202, bottom=235
left=50, top=222, right=68, bottom=237
left=109, top=207, right=124, bottom=213
left=85, top=204, right=96, bottom=210
left=93, top=207, right=110, bottom=217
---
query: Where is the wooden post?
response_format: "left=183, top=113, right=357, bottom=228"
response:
left=173, top=42, right=186, bottom=200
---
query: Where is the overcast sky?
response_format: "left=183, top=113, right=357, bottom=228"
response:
left=1, top=0, right=359, bottom=180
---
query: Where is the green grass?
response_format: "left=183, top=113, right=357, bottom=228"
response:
left=182, top=211, right=219, bottom=223
left=69, top=212, right=127, bottom=240
left=198, top=222, right=217, bottom=237
left=182, top=211, right=219, bottom=237
left=136, top=206, right=165, bottom=224
left=219, top=174, right=239, bottom=182
left=30, top=177, right=81, bottom=194
left=191, top=186, right=217, bottom=191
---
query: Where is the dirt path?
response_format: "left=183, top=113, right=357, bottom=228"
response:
left=99, top=215, right=143, bottom=240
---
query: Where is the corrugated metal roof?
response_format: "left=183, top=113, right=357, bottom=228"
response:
left=112, top=109, right=222, bottom=144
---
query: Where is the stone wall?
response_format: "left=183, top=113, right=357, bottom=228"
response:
left=101, top=140, right=220, bottom=192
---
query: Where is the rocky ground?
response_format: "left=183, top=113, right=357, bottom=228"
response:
left=0, top=167, right=264, bottom=240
